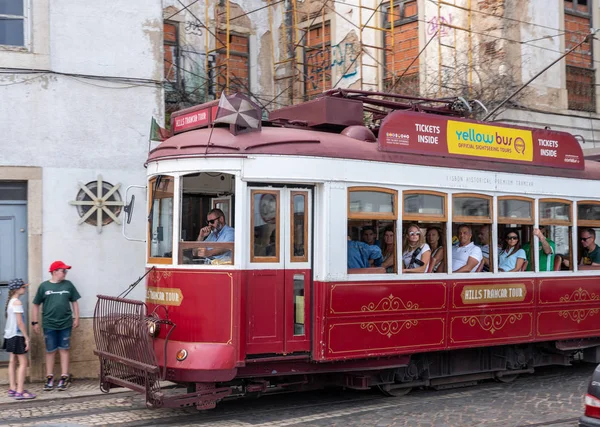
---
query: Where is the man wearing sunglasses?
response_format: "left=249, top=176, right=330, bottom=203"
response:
left=580, top=228, right=600, bottom=267
left=195, top=208, right=234, bottom=260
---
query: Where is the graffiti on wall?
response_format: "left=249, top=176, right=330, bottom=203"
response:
left=306, top=42, right=360, bottom=92
left=427, top=14, right=453, bottom=36
left=185, top=19, right=203, bottom=36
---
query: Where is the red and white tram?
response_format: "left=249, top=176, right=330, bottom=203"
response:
left=93, top=91, right=600, bottom=409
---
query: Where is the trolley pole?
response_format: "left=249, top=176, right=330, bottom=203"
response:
left=483, top=30, right=598, bottom=121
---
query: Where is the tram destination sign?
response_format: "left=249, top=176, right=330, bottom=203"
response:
left=379, top=110, right=584, bottom=170
left=170, top=101, right=219, bottom=134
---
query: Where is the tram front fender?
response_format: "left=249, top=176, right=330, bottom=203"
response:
left=154, top=339, right=238, bottom=382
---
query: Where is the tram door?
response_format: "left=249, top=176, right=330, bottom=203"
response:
left=246, top=187, right=312, bottom=355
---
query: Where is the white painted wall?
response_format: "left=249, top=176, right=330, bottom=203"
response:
left=0, top=0, right=163, bottom=317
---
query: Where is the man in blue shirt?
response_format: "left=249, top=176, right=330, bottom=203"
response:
left=348, top=237, right=383, bottom=269
left=196, top=209, right=234, bottom=261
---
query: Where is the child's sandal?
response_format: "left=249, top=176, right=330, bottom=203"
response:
left=14, top=390, right=36, bottom=400
left=7, top=389, right=16, bottom=397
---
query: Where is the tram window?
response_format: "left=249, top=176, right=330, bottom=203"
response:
left=148, top=176, right=174, bottom=263
left=178, top=172, right=235, bottom=265
left=291, top=192, right=308, bottom=262
left=498, top=197, right=533, bottom=272
left=540, top=199, right=572, bottom=271
left=576, top=201, right=600, bottom=269
left=251, top=190, right=279, bottom=262
left=403, top=191, right=447, bottom=273
left=452, top=194, right=492, bottom=273
left=348, top=187, right=397, bottom=274
left=293, top=273, right=305, bottom=335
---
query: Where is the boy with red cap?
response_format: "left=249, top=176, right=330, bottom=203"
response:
left=31, top=261, right=81, bottom=391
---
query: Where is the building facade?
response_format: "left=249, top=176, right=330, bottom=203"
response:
left=0, top=1, right=163, bottom=379
left=163, top=0, right=600, bottom=156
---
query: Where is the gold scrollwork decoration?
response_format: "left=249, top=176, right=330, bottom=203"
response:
left=462, top=314, right=523, bottom=335
left=360, top=319, right=419, bottom=338
left=149, top=270, right=173, bottom=284
left=559, top=287, right=600, bottom=303
left=559, top=308, right=600, bottom=324
left=361, top=294, right=419, bottom=312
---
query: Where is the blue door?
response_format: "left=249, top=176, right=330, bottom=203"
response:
left=0, top=197, right=28, bottom=362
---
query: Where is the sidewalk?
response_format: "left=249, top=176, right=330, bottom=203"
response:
left=0, top=378, right=131, bottom=404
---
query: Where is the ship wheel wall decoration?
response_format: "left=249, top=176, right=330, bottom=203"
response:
left=69, top=175, right=125, bottom=233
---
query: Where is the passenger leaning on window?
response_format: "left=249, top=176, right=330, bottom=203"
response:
left=402, top=224, right=431, bottom=273
left=498, top=232, right=527, bottom=272
left=452, top=225, right=482, bottom=272
left=347, top=236, right=383, bottom=269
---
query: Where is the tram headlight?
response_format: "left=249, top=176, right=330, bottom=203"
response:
left=146, top=317, right=160, bottom=338
left=176, top=349, right=188, bottom=361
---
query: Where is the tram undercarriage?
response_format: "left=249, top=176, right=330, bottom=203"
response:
left=93, top=295, right=600, bottom=410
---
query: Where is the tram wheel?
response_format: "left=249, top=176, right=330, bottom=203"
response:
left=376, top=384, right=412, bottom=397
left=495, top=373, right=519, bottom=383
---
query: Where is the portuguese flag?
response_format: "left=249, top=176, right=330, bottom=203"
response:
left=150, top=117, right=169, bottom=141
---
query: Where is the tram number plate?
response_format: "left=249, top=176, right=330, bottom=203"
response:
left=461, top=284, right=526, bottom=304
left=146, top=286, right=184, bottom=306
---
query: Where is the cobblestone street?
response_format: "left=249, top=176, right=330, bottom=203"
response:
left=0, top=363, right=593, bottom=427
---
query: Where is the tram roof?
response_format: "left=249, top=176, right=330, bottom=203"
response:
left=147, top=125, right=600, bottom=181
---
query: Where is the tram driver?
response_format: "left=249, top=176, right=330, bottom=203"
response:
left=194, top=208, right=235, bottom=262
left=452, top=225, right=483, bottom=272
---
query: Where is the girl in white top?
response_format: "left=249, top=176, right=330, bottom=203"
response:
left=3, top=278, right=35, bottom=400
left=402, top=224, right=431, bottom=273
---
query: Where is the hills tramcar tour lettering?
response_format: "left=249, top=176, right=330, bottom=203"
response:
left=146, top=286, right=184, bottom=306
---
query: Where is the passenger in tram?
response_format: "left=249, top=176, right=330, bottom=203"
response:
left=380, top=227, right=395, bottom=273
left=402, top=224, right=431, bottom=273
left=361, top=227, right=379, bottom=246
left=498, top=232, right=527, bottom=272
left=194, top=208, right=234, bottom=260
left=426, top=227, right=445, bottom=273
left=579, top=228, right=600, bottom=268
left=522, top=227, right=555, bottom=271
left=477, top=225, right=491, bottom=272
left=452, top=225, right=483, bottom=272
left=347, top=236, right=383, bottom=269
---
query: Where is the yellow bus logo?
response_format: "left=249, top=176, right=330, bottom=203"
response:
left=447, top=120, right=533, bottom=162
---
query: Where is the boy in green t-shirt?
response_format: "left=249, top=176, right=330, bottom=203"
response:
left=523, top=227, right=555, bottom=272
left=31, top=261, right=81, bottom=391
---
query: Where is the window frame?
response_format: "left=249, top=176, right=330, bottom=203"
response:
left=290, top=190, right=309, bottom=263
left=403, top=190, right=447, bottom=222
left=347, top=186, right=398, bottom=220
left=0, top=0, right=28, bottom=49
left=577, top=200, right=600, bottom=227
left=148, top=176, right=174, bottom=265
left=452, top=193, right=493, bottom=224
left=539, top=198, right=573, bottom=226
left=497, top=196, right=535, bottom=225
left=250, top=189, right=281, bottom=263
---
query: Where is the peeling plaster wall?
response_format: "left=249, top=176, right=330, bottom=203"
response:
left=0, top=0, right=162, bottom=310
left=0, top=1, right=162, bottom=379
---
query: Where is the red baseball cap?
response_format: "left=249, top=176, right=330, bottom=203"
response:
left=49, top=260, right=72, bottom=272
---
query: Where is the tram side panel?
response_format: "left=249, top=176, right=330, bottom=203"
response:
left=536, top=276, right=600, bottom=342
left=316, top=279, right=448, bottom=361
left=146, top=269, right=241, bottom=383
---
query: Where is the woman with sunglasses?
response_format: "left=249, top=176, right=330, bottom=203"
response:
left=498, top=232, right=527, bottom=272
left=402, top=224, right=431, bottom=273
